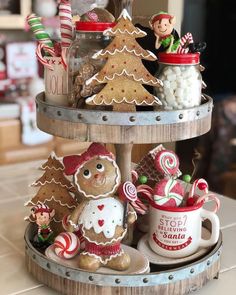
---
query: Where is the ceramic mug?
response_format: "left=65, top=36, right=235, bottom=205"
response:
left=148, top=201, right=220, bottom=258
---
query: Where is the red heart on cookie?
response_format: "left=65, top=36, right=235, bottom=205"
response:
left=98, top=219, right=104, bottom=227
left=98, top=205, right=104, bottom=211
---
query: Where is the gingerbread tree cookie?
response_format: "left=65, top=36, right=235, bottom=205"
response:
left=25, top=152, right=78, bottom=234
left=86, top=9, right=163, bottom=112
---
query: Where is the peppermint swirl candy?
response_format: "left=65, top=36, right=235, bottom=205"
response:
left=54, top=232, right=80, bottom=259
left=155, top=150, right=179, bottom=177
left=120, top=181, right=137, bottom=202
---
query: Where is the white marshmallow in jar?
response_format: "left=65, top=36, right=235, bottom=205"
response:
left=154, top=53, right=202, bottom=110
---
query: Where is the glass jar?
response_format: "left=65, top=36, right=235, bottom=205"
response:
left=154, top=53, right=202, bottom=110
left=67, top=21, right=115, bottom=107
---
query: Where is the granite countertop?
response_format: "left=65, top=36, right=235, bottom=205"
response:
left=0, top=160, right=236, bottom=295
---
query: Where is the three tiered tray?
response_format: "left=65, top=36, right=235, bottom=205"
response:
left=24, top=92, right=222, bottom=295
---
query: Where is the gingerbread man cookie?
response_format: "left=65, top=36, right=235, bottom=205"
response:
left=63, top=143, right=137, bottom=271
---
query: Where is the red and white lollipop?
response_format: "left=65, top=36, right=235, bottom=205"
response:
left=119, top=181, right=137, bottom=202
left=155, top=150, right=180, bottom=178
left=119, top=181, right=148, bottom=215
left=54, top=232, right=80, bottom=259
left=153, top=178, right=184, bottom=207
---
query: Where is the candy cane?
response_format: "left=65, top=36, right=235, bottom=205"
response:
left=61, top=48, right=68, bottom=70
left=195, top=193, right=220, bottom=213
left=36, top=43, right=56, bottom=71
left=188, top=178, right=209, bottom=199
left=130, top=198, right=148, bottom=215
left=131, top=170, right=139, bottom=183
left=177, top=32, right=194, bottom=54
left=137, top=184, right=154, bottom=203
left=27, top=14, right=54, bottom=50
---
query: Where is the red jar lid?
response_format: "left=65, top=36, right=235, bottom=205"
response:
left=76, top=21, right=116, bottom=32
left=158, top=53, right=200, bottom=65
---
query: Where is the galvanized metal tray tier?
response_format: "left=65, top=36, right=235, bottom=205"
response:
left=36, top=93, right=213, bottom=144
left=25, top=224, right=222, bottom=295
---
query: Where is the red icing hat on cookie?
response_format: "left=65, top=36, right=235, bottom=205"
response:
left=63, top=143, right=115, bottom=175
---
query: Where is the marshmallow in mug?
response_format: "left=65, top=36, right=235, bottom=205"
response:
left=157, top=65, right=202, bottom=110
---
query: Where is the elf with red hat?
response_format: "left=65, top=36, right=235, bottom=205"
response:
left=149, top=11, right=206, bottom=53
left=31, top=203, right=55, bottom=243
left=149, top=11, right=180, bottom=52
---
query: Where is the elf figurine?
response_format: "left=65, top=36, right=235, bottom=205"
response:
left=149, top=11, right=180, bottom=53
left=63, top=143, right=137, bottom=272
left=31, top=203, right=55, bottom=244
left=149, top=11, right=206, bottom=53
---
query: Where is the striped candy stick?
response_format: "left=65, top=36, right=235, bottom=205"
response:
left=59, top=0, right=73, bottom=69
left=27, top=13, right=54, bottom=52
left=59, top=0, right=73, bottom=49
left=177, top=32, right=194, bottom=54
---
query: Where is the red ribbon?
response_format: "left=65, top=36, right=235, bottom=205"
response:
left=85, top=241, right=121, bottom=256
left=63, top=143, right=114, bottom=175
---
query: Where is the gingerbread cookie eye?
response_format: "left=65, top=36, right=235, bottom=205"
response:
left=96, top=163, right=104, bottom=172
left=83, top=169, right=91, bottom=179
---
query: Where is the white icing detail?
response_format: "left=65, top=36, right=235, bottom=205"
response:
left=31, top=179, right=73, bottom=189
left=86, top=73, right=99, bottom=85
left=81, top=248, right=124, bottom=264
left=40, top=165, right=63, bottom=171
left=81, top=228, right=126, bottom=246
left=24, top=196, right=76, bottom=210
left=92, top=49, right=103, bottom=59
left=86, top=94, right=96, bottom=104
left=86, top=96, right=162, bottom=106
left=92, top=46, right=157, bottom=60
left=86, top=69, right=162, bottom=86
left=79, top=198, right=124, bottom=239
left=68, top=219, right=79, bottom=230
left=118, top=9, right=132, bottom=21
left=74, top=155, right=121, bottom=199
left=103, top=27, right=147, bottom=37
left=154, top=95, right=163, bottom=105
left=147, top=50, right=157, bottom=59
left=41, top=151, right=64, bottom=170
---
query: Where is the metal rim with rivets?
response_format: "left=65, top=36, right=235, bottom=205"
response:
left=24, top=224, right=222, bottom=288
left=36, top=93, right=213, bottom=127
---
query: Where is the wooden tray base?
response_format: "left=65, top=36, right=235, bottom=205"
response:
left=25, top=224, right=222, bottom=295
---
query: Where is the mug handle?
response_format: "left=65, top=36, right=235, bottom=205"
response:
left=199, top=208, right=220, bottom=248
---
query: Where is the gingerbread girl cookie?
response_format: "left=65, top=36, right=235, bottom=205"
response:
left=63, top=143, right=137, bottom=271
